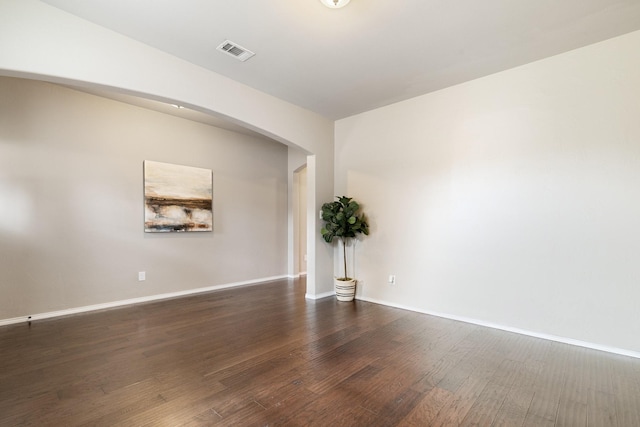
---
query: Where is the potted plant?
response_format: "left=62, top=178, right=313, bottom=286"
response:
left=320, top=196, right=369, bottom=301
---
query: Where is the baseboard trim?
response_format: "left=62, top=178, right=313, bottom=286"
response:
left=0, top=275, right=289, bottom=327
left=305, top=290, right=335, bottom=300
left=356, top=295, right=640, bottom=360
left=8, top=281, right=634, bottom=359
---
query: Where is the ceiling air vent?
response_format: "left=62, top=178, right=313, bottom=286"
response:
left=216, top=40, right=255, bottom=62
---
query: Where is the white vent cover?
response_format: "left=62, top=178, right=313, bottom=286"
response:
left=216, top=40, right=255, bottom=62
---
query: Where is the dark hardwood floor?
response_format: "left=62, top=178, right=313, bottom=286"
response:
left=1, top=278, right=640, bottom=426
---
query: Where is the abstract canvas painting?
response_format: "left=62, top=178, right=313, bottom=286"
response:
left=144, top=160, right=213, bottom=232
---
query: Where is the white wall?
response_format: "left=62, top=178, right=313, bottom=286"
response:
left=0, top=77, right=288, bottom=320
left=336, top=30, right=640, bottom=354
left=0, top=0, right=336, bottom=298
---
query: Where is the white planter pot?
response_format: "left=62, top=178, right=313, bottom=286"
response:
left=334, top=278, right=356, bottom=302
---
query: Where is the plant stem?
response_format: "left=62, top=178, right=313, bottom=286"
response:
left=343, top=238, right=348, bottom=280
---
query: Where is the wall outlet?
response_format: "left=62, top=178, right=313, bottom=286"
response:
left=138, top=271, right=146, bottom=281
left=388, top=274, right=396, bottom=285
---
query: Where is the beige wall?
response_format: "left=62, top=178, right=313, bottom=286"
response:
left=7, top=0, right=640, bottom=355
left=0, top=0, right=335, bottom=299
left=336, top=30, right=640, bottom=354
left=0, top=77, right=288, bottom=320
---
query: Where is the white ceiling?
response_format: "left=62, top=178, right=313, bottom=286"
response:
left=42, top=0, right=640, bottom=120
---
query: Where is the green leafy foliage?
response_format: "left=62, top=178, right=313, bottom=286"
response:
left=320, top=196, right=369, bottom=243
left=320, top=196, right=370, bottom=280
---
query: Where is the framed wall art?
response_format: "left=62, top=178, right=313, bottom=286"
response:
left=144, top=160, right=213, bottom=232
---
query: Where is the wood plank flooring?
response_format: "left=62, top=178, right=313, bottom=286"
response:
left=1, top=277, right=640, bottom=426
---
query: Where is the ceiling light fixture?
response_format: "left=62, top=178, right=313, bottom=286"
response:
left=320, top=0, right=351, bottom=9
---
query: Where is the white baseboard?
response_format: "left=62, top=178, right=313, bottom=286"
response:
left=0, top=275, right=289, bottom=327
left=8, top=280, right=635, bottom=360
left=305, top=290, right=335, bottom=300
left=356, top=295, right=640, bottom=360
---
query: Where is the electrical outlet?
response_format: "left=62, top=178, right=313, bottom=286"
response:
left=388, top=274, right=395, bottom=285
left=138, top=271, right=146, bottom=281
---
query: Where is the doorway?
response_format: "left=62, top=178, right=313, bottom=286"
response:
left=293, top=165, right=307, bottom=276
